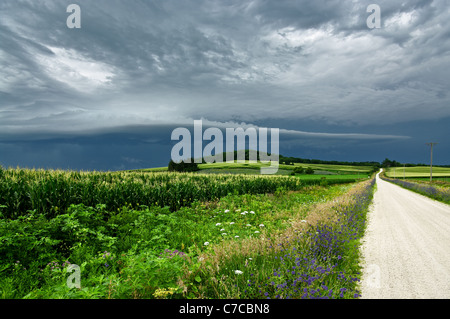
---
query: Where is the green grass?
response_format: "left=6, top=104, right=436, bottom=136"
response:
left=290, top=163, right=374, bottom=174
left=0, top=181, right=366, bottom=299
left=409, top=177, right=450, bottom=184
left=294, top=174, right=370, bottom=180
left=0, top=164, right=377, bottom=299
left=195, top=168, right=293, bottom=175
left=386, top=166, right=450, bottom=178
left=380, top=173, right=450, bottom=204
left=129, top=161, right=375, bottom=175
left=0, top=168, right=308, bottom=219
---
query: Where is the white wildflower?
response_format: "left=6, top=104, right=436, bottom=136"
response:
left=254, top=231, right=260, bottom=234
left=259, top=224, right=265, bottom=227
left=220, top=228, right=225, bottom=231
left=235, top=270, right=243, bottom=275
left=215, top=223, right=221, bottom=226
left=230, top=222, right=235, bottom=225
left=235, top=235, right=239, bottom=238
left=204, top=242, right=209, bottom=246
left=224, top=210, right=230, bottom=213
left=246, top=224, right=251, bottom=227
left=250, top=211, right=255, bottom=214
left=222, top=233, right=227, bottom=236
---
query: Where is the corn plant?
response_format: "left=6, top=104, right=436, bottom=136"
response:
left=0, top=168, right=311, bottom=219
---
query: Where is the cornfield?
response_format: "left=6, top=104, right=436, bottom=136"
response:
left=0, top=167, right=311, bottom=219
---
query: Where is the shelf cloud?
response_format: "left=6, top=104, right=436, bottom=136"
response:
left=0, top=0, right=448, bottom=169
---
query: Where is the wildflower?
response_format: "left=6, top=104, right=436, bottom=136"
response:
left=301, top=220, right=307, bottom=223
left=235, top=235, right=239, bottom=238
left=230, top=222, right=235, bottom=225
left=259, top=224, right=265, bottom=227
left=250, top=211, right=255, bottom=214
left=204, top=242, right=209, bottom=246
left=224, top=209, right=230, bottom=213
left=254, top=231, right=260, bottom=233
left=241, top=212, right=246, bottom=215
left=222, top=233, right=227, bottom=236
left=220, top=228, right=225, bottom=231
left=235, top=270, right=243, bottom=275
left=246, top=224, right=251, bottom=227
left=215, top=223, right=221, bottom=226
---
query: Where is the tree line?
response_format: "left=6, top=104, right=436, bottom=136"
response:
left=167, top=151, right=450, bottom=172
left=279, top=155, right=380, bottom=170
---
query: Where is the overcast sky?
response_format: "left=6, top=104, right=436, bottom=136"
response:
left=1, top=0, right=449, bottom=170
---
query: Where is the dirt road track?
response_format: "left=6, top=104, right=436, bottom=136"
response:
left=360, top=170, right=450, bottom=299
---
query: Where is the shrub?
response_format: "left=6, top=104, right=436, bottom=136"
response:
left=168, top=160, right=199, bottom=172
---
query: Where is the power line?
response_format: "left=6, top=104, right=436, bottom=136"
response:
left=426, top=142, right=438, bottom=182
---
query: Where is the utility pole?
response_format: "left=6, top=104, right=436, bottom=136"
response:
left=426, top=142, right=438, bottom=182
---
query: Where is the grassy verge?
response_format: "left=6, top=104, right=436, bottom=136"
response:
left=380, top=173, right=450, bottom=205
left=191, top=178, right=376, bottom=299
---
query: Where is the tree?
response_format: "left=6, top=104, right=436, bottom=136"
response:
left=168, top=159, right=199, bottom=172
left=381, top=158, right=401, bottom=168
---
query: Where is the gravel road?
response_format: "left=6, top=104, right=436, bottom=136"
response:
left=360, top=170, right=450, bottom=299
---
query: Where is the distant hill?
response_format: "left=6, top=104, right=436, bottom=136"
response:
left=129, top=150, right=378, bottom=175
left=199, top=150, right=380, bottom=168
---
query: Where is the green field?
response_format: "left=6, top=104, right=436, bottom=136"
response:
left=131, top=161, right=375, bottom=176
left=295, top=174, right=370, bottom=180
left=128, top=162, right=374, bottom=187
left=289, top=163, right=374, bottom=174
left=0, top=165, right=376, bottom=299
left=385, top=166, right=450, bottom=178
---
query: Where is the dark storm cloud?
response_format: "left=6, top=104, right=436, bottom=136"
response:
left=0, top=0, right=449, bottom=169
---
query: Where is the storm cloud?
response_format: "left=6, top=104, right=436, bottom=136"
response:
left=1, top=0, right=449, bottom=169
